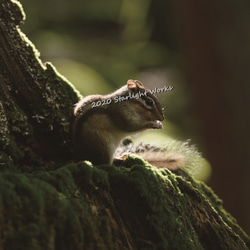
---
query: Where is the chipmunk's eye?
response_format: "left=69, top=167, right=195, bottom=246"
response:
left=145, top=97, right=154, bottom=107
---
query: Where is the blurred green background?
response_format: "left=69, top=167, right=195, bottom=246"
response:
left=20, top=0, right=199, bottom=148
left=19, top=0, right=250, bottom=234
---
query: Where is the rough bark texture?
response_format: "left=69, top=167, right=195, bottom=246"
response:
left=0, top=1, right=249, bottom=249
left=0, top=0, right=79, bottom=172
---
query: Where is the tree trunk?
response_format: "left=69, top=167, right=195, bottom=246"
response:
left=175, top=1, right=250, bottom=235
left=0, top=0, right=79, bottom=171
left=0, top=1, right=249, bottom=249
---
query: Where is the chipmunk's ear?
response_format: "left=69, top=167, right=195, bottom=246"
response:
left=127, top=79, right=144, bottom=90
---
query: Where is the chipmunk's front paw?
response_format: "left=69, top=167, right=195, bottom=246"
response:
left=151, top=120, right=163, bottom=129
left=113, top=153, right=130, bottom=166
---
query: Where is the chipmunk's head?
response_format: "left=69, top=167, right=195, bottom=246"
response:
left=126, top=79, right=164, bottom=130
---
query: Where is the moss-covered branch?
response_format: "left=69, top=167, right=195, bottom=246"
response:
left=1, top=160, right=249, bottom=249
left=0, top=1, right=249, bottom=249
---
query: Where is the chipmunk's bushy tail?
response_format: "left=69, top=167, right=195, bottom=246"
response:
left=136, top=151, right=186, bottom=170
left=116, top=139, right=202, bottom=173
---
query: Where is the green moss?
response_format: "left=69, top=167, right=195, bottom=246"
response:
left=1, top=0, right=81, bottom=170
left=0, top=0, right=25, bottom=25
left=99, top=157, right=249, bottom=249
left=0, top=102, right=10, bottom=149
left=0, top=165, right=114, bottom=250
left=0, top=172, right=83, bottom=250
left=99, top=163, right=203, bottom=249
left=0, top=102, right=26, bottom=168
left=189, top=177, right=250, bottom=247
left=0, top=157, right=249, bottom=249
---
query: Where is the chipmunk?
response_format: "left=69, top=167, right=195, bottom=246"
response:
left=72, top=79, right=185, bottom=170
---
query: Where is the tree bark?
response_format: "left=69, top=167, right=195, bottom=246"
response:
left=0, top=0, right=79, bottom=171
left=0, top=1, right=249, bottom=249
